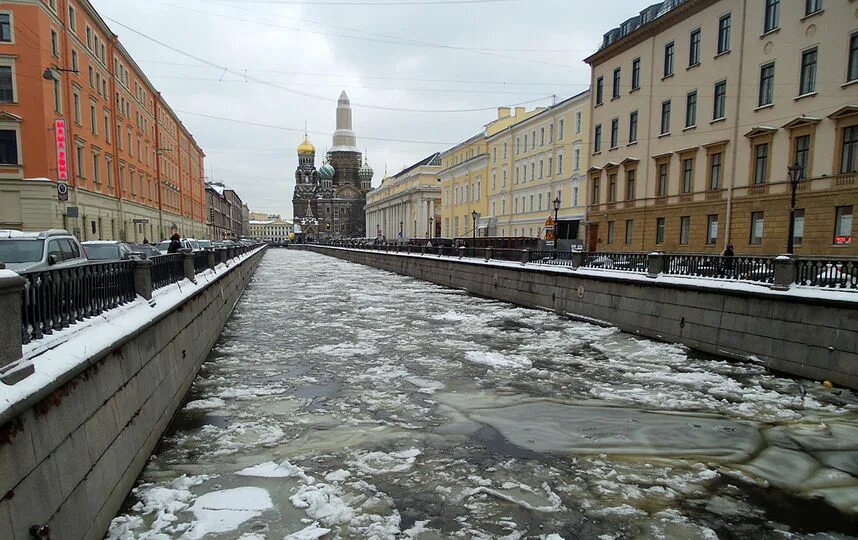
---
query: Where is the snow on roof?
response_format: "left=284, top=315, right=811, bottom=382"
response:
left=81, top=240, right=122, bottom=245
left=208, top=184, right=225, bottom=195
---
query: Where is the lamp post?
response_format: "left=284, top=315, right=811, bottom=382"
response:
left=471, top=210, right=479, bottom=240
left=553, top=195, right=561, bottom=258
left=399, top=220, right=403, bottom=240
left=786, top=162, right=803, bottom=255
left=429, top=217, right=434, bottom=239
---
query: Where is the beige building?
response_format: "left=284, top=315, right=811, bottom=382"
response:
left=249, top=217, right=293, bottom=243
left=585, top=0, right=858, bottom=255
left=365, top=153, right=442, bottom=240
left=489, top=92, right=590, bottom=245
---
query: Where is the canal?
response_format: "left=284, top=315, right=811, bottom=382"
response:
left=109, top=249, right=858, bottom=539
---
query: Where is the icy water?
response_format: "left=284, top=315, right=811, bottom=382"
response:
left=110, top=249, right=858, bottom=539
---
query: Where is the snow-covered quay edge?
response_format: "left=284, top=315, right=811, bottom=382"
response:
left=0, top=246, right=266, bottom=540
left=306, top=245, right=858, bottom=389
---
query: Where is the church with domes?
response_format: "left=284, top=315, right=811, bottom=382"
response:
left=292, top=91, right=373, bottom=241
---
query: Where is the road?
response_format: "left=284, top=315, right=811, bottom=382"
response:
left=109, top=249, right=858, bottom=539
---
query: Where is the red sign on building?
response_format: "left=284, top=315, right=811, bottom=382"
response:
left=55, top=119, right=68, bottom=181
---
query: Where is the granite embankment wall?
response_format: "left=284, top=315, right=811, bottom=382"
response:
left=0, top=248, right=266, bottom=540
left=307, top=246, right=858, bottom=388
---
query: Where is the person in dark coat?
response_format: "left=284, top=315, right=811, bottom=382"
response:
left=721, top=243, right=735, bottom=276
left=167, top=233, right=181, bottom=254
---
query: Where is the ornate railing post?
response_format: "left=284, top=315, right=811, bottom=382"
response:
left=458, top=246, right=465, bottom=259
left=570, top=252, right=585, bottom=269
left=486, top=246, right=493, bottom=261
left=0, top=268, right=25, bottom=369
left=182, top=250, right=196, bottom=283
left=647, top=252, right=666, bottom=278
left=521, top=248, right=529, bottom=265
left=133, top=259, right=155, bottom=300
left=772, top=256, right=796, bottom=291
left=207, top=250, right=216, bottom=270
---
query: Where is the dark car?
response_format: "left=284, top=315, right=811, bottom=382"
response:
left=81, top=241, right=141, bottom=262
left=129, top=243, right=161, bottom=259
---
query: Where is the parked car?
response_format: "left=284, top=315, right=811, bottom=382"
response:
left=129, top=243, right=161, bottom=259
left=0, top=229, right=89, bottom=272
left=198, top=240, right=213, bottom=250
left=82, top=241, right=143, bottom=262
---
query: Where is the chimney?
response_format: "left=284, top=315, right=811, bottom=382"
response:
left=514, top=107, right=526, bottom=117
left=497, top=107, right=511, bottom=119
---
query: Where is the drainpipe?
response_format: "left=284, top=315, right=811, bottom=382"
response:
left=724, top=0, right=749, bottom=248
left=154, top=94, right=165, bottom=238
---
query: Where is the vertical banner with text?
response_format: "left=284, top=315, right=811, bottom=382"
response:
left=55, top=119, right=68, bottom=181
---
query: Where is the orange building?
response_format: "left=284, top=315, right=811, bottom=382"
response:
left=0, top=0, right=206, bottom=241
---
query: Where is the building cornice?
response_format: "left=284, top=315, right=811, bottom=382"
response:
left=439, top=154, right=489, bottom=179
left=584, top=0, right=719, bottom=67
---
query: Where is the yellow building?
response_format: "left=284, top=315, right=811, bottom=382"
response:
left=586, top=0, right=858, bottom=255
left=489, top=92, right=590, bottom=246
left=364, top=153, right=442, bottom=239
left=439, top=107, right=541, bottom=238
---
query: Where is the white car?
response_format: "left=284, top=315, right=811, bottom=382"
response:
left=0, top=229, right=89, bottom=273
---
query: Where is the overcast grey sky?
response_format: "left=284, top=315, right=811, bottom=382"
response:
left=93, top=0, right=658, bottom=218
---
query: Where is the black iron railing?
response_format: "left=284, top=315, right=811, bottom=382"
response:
left=150, top=253, right=185, bottom=290
left=193, top=251, right=210, bottom=274
left=665, top=254, right=775, bottom=283
left=20, top=261, right=136, bottom=344
left=796, top=259, right=858, bottom=289
left=582, top=251, right=648, bottom=273
left=529, top=250, right=572, bottom=266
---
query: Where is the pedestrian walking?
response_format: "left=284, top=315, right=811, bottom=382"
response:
left=167, top=233, right=182, bottom=254
left=722, top=243, right=735, bottom=277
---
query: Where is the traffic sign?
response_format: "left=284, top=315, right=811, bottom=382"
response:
left=57, top=182, right=69, bottom=202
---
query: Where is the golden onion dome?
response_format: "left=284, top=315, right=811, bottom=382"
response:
left=297, top=135, right=316, bottom=155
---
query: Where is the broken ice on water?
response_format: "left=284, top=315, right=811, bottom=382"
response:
left=109, top=250, right=858, bottom=539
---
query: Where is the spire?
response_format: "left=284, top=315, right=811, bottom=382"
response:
left=305, top=198, right=314, bottom=218
left=331, top=89, right=358, bottom=152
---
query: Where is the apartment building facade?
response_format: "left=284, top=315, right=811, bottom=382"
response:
left=364, top=152, right=442, bottom=240
left=488, top=93, right=590, bottom=245
left=0, top=0, right=206, bottom=242
left=585, top=0, right=858, bottom=255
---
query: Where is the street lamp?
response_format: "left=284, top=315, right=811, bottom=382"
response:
left=471, top=210, right=479, bottom=239
left=399, top=220, right=403, bottom=240
left=553, top=195, right=561, bottom=257
left=786, top=162, right=803, bottom=255
left=429, top=217, right=434, bottom=239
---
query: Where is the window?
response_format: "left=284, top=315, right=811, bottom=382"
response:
left=539, top=160, right=544, bottom=178
left=594, top=124, right=602, bottom=153
left=532, top=130, right=536, bottom=149
left=660, top=100, right=671, bottom=135
left=0, top=66, right=12, bottom=103
left=793, top=209, right=805, bottom=246
left=834, top=206, right=853, bottom=245
left=805, top=0, right=821, bottom=15
left=75, top=145, right=84, bottom=177
left=88, top=66, right=93, bottom=87
left=842, top=126, right=858, bottom=173
left=53, top=79, right=62, bottom=113
left=524, top=134, right=528, bottom=151
left=685, top=91, right=697, bottom=128
left=71, top=49, right=78, bottom=73
left=90, top=103, right=97, bottom=134
left=73, top=92, right=80, bottom=124
left=800, top=48, right=817, bottom=95
left=750, top=211, right=764, bottom=245
left=759, top=63, right=775, bottom=106
left=86, top=26, right=92, bottom=49
left=628, top=111, right=638, bottom=143
left=849, top=33, right=858, bottom=82
left=503, top=142, right=507, bottom=159
left=624, top=220, right=633, bottom=244
left=574, top=148, right=580, bottom=170
left=492, top=146, right=497, bottom=163
left=754, top=143, right=769, bottom=184
left=559, top=119, right=565, bottom=140
left=664, top=41, right=674, bottom=77
left=656, top=217, right=665, bottom=244
left=631, top=58, right=640, bottom=90
left=592, top=177, right=600, bottom=204
left=689, top=29, right=701, bottom=66
left=68, top=5, right=77, bottom=30
left=607, top=221, right=615, bottom=244
left=709, top=152, right=722, bottom=190
left=612, top=68, right=621, bottom=99
left=794, top=135, right=811, bottom=179
left=573, top=185, right=579, bottom=207
left=104, top=112, right=111, bottom=144
left=610, top=118, right=619, bottom=148
left=575, top=112, right=582, bottom=134
left=718, top=14, right=731, bottom=54
left=608, top=173, right=617, bottom=202
left=515, top=137, right=520, bottom=154
left=92, top=153, right=100, bottom=183
left=658, top=163, right=669, bottom=197
left=713, top=80, right=727, bottom=120
left=682, top=158, right=694, bottom=193
left=679, top=216, right=690, bottom=245
left=706, top=215, right=718, bottom=245
left=0, top=129, right=17, bottom=164
left=0, top=13, right=11, bottom=43
left=51, top=29, right=59, bottom=57
left=626, top=169, right=635, bottom=200
left=596, top=77, right=604, bottom=105
left=764, top=0, right=780, bottom=33
left=558, top=154, right=563, bottom=175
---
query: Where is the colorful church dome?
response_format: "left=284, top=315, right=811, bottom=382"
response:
left=297, top=135, right=316, bottom=155
left=319, top=161, right=335, bottom=179
left=358, top=157, right=374, bottom=183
